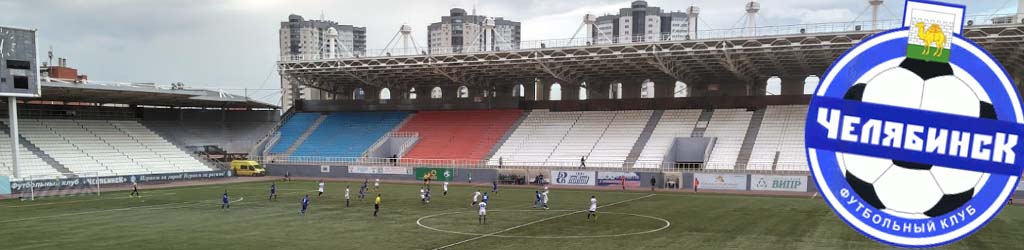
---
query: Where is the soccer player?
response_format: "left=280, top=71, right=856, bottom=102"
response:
left=534, top=190, right=542, bottom=208
left=471, top=189, right=481, bottom=207
left=443, top=181, right=449, bottom=196
left=650, top=176, right=656, bottom=192
left=373, top=194, right=382, bottom=217
left=300, top=194, right=310, bottom=215
left=374, top=178, right=381, bottom=192
left=693, top=177, right=700, bottom=193
left=586, top=195, right=597, bottom=221
left=420, top=187, right=426, bottom=205
left=317, top=180, right=326, bottom=198
left=221, top=190, right=230, bottom=210
left=345, top=185, right=351, bottom=207
left=269, top=182, right=278, bottom=201
left=359, top=181, right=367, bottom=201
left=478, top=201, right=488, bottom=225
left=482, top=192, right=490, bottom=203
left=492, top=180, right=498, bottom=194
left=542, top=188, right=550, bottom=210
left=129, top=181, right=141, bottom=198
left=425, top=188, right=431, bottom=205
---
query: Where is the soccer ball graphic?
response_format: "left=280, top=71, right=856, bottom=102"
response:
left=839, top=58, right=997, bottom=218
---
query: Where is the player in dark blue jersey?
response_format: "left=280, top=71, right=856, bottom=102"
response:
left=534, top=190, right=542, bottom=208
left=221, top=190, right=230, bottom=209
left=360, top=179, right=369, bottom=200
left=424, top=188, right=431, bottom=205
left=269, top=183, right=278, bottom=201
left=300, top=194, right=310, bottom=215
left=482, top=192, right=489, bottom=203
left=492, top=180, right=498, bottom=194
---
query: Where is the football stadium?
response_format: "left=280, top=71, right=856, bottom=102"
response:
left=2, top=0, right=1024, bottom=249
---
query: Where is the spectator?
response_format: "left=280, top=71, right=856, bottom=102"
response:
left=650, top=176, right=656, bottom=191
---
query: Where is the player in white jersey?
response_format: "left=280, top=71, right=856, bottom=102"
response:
left=586, top=196, right=597, bottom=221
left=542, top=189, right=550, bottom=210
left=478, top=201, right=488, bottom=225
left=420, top=188, right=426, bottom=205
left=471, top=189, right=481, bottom=206
left=374, top=179, right=380, bottom=192
left=317, top=180, right=326, bottom=199
left=345, top=185, right=351, bottom=207
left=443, top=181, right=449, bottom=196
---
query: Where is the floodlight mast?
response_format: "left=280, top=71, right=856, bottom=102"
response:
left=869, top=0, right=884, bottom=30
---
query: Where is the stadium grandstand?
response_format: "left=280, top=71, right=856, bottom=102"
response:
left=0, top=79, right=279, bottom=180
left=260, top=11, right=1024, bottom=174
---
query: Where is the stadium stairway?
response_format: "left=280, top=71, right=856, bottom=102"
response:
left=291, top=112, right=408, bottom=158
left=268, top=113, right=321, bottom=154
left=691, top=109, right=714, bottom=137
left=735, top=108, right=766, bottom=169
left=282, top=114, right=326, bottom=157
left=624, top=110, right=663, bottom=167
left=0, top=121, right=72, bottom=175
left=397, top=110, right=523, bottom=161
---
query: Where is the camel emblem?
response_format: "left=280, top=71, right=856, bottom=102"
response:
left=915, top=22, right=947, bottom=57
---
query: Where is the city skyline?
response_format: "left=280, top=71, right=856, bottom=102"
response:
left=0, top=0, right=1017, bottom=106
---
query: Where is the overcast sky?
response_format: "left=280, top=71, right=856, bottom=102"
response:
left=0, top=0, right=1018, bottom=105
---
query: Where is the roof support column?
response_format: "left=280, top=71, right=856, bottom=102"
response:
left=587, top=80, right=609, bottom=100
left=523, top=81, right=537, bottom=101
left=747, top=77, right=768, bottom=97
left=654, top=79, right=676, bottom=98
left=442, top=85, right=458, bottom=101
left=780, top=76, right=806, bottom=96
left=561, top=82, right=580, bottom=101
left=621, top=79, right=642, bottom=99
left=363, top=86, right=381, bottom=102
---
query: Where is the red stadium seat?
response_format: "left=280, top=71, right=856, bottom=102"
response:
left=397, top=110, right=523, bottom=162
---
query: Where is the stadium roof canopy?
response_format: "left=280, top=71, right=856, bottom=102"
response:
left=33, top=80, right=278, bottom=109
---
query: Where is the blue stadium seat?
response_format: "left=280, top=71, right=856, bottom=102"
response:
left=291, top=112, right=408, bottom=158
left=269, top=113, right=321, bottom=154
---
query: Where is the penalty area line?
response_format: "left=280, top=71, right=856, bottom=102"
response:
left=432, top=193, right=656, bottom=250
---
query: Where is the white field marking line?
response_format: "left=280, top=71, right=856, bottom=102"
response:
left=417, top=210, right=671, bottom=239
left=0, top=193, right=178, bottom=208
left=0, top=190, right=309, bottom=224
left=433, top=194, right=655, bottom=250
left=0, top=198, right=241, bottom=224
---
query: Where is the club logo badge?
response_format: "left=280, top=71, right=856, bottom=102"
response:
left=805, top=0, right=1022, bottom=247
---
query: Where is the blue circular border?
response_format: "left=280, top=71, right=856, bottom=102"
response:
left=806, top=27, right=1022, bottom=248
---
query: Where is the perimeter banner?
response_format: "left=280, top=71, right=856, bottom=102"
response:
left=415, top=167, right=454, bottom=181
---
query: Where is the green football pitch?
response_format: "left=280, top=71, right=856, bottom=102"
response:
left=1, top=180, right=1022, bottom=250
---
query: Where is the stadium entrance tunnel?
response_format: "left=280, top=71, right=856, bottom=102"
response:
left=416, top=210, right=670, bottom=238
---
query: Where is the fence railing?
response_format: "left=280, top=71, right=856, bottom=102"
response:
left=280, top=13, right=1023, bottom=61
left=252, top=155, right=810, bottom=174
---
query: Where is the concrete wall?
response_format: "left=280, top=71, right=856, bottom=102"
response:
left=670, top=137, right=714, bottom=162
left=365, top=137, right=418, bottom=158
left=142, top=108, right=280, bottom=122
